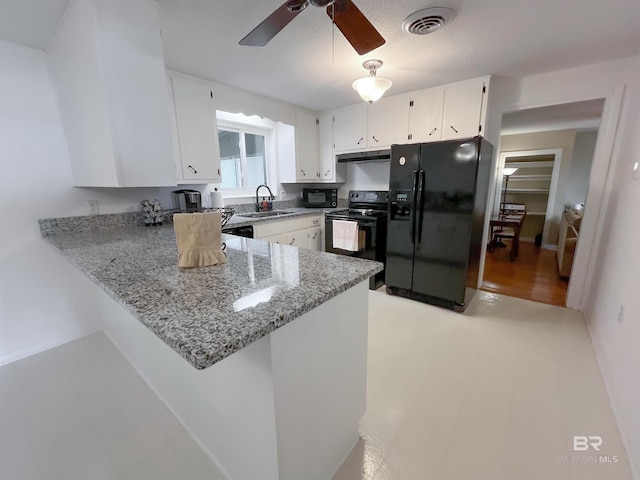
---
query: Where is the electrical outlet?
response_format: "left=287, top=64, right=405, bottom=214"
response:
left=617, top=305, right=624, bottom=324
left=88, top=200, right=100, bottom=215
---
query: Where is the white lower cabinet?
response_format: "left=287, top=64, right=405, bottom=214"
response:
left=254, top=215, right=324, bottom=251
left=309, top=226, right=323, bottom=251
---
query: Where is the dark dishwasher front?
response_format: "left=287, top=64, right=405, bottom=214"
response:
left=222, top=225, right=254, bottom=238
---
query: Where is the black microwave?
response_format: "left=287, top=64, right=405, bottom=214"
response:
left=303, top=188, right=338, bottom=208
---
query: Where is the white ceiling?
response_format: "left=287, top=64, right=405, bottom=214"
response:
left=1, top=0, right=639, bottom=113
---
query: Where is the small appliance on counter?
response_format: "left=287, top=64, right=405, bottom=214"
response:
left=172, top=189, right=202, bottom=213
left=303, top=188, right=338, bottom=208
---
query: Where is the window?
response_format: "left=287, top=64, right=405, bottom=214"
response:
left=216, top=112, right=277, bottom=198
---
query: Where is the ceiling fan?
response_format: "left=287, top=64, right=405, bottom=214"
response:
left=239, top=0, right=385, bottom=56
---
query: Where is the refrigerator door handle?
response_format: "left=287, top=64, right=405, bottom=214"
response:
left=410, top=170, right=419, bottom=243
left=417, top=169, right=426, bottom=244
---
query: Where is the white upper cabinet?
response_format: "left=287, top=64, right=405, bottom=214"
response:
left=367, top=93, right=411, bottom=148
left=333, top=104, right=368, bottom=153
left=318, top=110, right=346, bottom=183
left=408, top=87, right=445, bottom=143
left=169, top=74, right=221, bottom=184
left=441, top=77, right=488, bottom=140
left=48, top=0, right=176, bottom=187
left=280, top=110, right=345, bottom=184
left=295, top=110, right=319, bottom=181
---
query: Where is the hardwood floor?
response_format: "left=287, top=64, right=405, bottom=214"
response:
left=481, top=241, right=568, bottom=307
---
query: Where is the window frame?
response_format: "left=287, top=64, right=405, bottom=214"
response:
left=216, top=112, right=278, bottom=199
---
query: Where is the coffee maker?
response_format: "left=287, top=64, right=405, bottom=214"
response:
left=172, top=190, right=202, bottom=212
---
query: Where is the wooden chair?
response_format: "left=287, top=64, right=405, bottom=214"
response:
left=492, top=203, right=527, bottom=247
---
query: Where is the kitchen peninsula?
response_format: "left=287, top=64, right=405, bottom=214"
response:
left=40, top=214, right=382, bottom=480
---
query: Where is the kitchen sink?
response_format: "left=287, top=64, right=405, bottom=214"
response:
left=238, top=210, right=296, bottom=218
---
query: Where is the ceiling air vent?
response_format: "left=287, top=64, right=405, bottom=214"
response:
left=402, top=7, right=455, bottom=35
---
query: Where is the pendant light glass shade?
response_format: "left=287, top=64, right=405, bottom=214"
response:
left=352, top=59, right=392, bottom=103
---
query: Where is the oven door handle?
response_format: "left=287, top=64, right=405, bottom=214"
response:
left=327, top=217, right=376, bottom=228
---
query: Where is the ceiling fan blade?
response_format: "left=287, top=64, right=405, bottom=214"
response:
left=239, top=1, right=306, bottom=47
left=327, top=0, right=385, bottom=55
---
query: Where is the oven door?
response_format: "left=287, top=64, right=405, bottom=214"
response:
left=325, top=215, right=378, bottom=260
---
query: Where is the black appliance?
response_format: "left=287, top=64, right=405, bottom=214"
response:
left=172, top=189, right=202, bottom=212
left=222, top=225, right=254, bottom=238
left=325, top=190, right=388, bottom=290
left=386, top=136, right=493, bottom=312
left=303, top=188, right=338, bottom=208
left=336, top=149, right=391, bottom=163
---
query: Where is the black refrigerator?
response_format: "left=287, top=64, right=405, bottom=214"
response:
left=385, top=136, right=493, bottom=312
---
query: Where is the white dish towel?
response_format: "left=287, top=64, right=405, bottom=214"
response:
left=332, top=220, right=359, bottom=252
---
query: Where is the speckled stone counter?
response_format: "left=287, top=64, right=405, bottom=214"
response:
left=42, top=223, right=381, bottom=370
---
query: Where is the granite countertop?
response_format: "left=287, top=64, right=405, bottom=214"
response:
left=43, top=223, right=381, bottom=370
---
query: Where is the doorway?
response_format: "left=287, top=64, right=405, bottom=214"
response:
left=481, top=99, right=605, bottom=307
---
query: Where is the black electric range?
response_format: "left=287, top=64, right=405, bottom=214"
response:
left=325, top=191, right=388, bottom=290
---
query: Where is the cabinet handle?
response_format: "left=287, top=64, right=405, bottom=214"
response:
left=312, top=232, right=318, bottom=239
left=317, top=172, right=320, bottom=178
left=289, top=238, right=295, bottom=245
left=449, top=125, right=459, bottom=133
left=218, top=168, right=220, bottom=176
left=188, top=165, right=198, bottom=174
left=372, top=136, right=379, bottom=143
left=357, top=137, right=364, bottom=145
left=324, top=170, right=330, bottom=176
left=428, top=128, right=437, bottom=136
left=300, top=169, right=306, bottom=176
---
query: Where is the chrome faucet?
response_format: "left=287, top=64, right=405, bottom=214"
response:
left=255, top=184, right=275, bottom=212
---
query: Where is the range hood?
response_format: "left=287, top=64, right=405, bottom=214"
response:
left=337, top=149, right=391, bottom=163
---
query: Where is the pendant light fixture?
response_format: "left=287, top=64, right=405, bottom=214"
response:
left=352, top=59, right=392, bottom=103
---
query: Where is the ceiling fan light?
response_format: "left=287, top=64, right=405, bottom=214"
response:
left=353, top=59, right=392, bottom=103
left=352, top=76, right=392, bottom=103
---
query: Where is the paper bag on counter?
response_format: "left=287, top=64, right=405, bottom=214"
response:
left=173, top=212, right=227, bottom=268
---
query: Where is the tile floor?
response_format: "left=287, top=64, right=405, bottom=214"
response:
left=0, top=290, right=632, bottom=480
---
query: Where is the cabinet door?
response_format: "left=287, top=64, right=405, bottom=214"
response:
left=308, top=226, right=322, bottom=251
left=285, top=229, right=309, bottom=249
left=317, top=110, right=336, bottom=182
left=408, top=87, right=444, bottom=143
left=367, top=94, right=410, bottom=148
left=295, top=110, right=318, bottom=181
left=333, top=104, right=367, bottom=153
left=260, top=233, right=286, bottom=244
left=441, top=78, right=486, bottom=140
left=171, top=75, right=222, bottom=183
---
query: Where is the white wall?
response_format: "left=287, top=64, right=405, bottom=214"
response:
left=339, top=162, right=390, bottom=197
left=581, top=56, right=640, bottom=479
left=565, top=130, right=598, bottom=207
left=491, top=55, right=640, bottom=479
left=0, top=40, right=176, bottom=364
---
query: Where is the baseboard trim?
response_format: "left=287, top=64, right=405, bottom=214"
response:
left=0, top=326, right=102, bottom=367
left=585, top=312, right=639, bottom=480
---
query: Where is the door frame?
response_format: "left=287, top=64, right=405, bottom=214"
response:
left=494, top=148, right=563, bottom=247
left=483, top=87, right=625, bottom=310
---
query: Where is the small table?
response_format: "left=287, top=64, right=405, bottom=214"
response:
left=489, top=213, right=526, bottom=260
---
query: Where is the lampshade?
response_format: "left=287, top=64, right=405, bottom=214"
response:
left=352, top=59, right=392, bottom=103
left=503, top=167, right=518, bottom=176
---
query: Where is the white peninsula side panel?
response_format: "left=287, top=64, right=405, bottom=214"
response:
left=95, top=280, right=369, bottom=480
